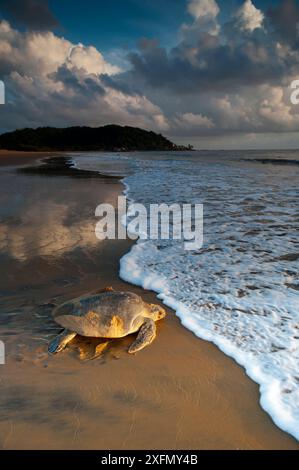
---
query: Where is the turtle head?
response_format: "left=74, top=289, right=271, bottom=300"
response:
left=148, top=304, right=166, bottom=321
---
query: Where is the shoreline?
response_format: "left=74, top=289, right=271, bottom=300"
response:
left=0, top=152, right=298, bottom=449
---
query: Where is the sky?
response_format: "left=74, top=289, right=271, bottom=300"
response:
left=1, top=0, right=299, bottom=148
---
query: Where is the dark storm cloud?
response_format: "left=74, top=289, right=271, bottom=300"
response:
left=100, top=74, right=137, bottom=96
left=0, top=0, right=59, bottom=31
left=110, top=1, right=299, bottom=97
left=267, top=0, right=299, bottom=46
left=51, top=65, right=106, bottom=97
left=126, top=32, right=288, bottom=94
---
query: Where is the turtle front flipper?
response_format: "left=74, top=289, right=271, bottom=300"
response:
left=48, top=329, right=77, bottom=354
left=128, top=319, right=156, bottom=354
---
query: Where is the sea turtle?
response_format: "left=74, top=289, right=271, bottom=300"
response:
left=48, top=287, right=166, bottom=355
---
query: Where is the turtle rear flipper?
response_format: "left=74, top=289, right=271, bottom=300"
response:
left=48, top=330, right=77, bottom=354
left=128, top=319, right=156, bottom=354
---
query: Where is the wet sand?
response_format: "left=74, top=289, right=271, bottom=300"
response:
left=0, top=153, right=298, bottom=450
left=0, top=150, right=57, bottom=167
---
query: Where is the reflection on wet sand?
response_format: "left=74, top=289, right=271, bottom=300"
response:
left=0, top=202, right=100, bottom=261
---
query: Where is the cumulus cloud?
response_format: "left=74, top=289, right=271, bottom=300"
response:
left=183, top=0, right=220, bottom=37
left=187, top=0, right=219, bottom=20
left=0, top=20, right=169, bottom=133
left=125, top=0, right=299, bottom=101
left=234, top=0, right=264, bottom=33
left=127, top=30, right=287, bottom=95
left=121, top=0, right=299, bottom=142
left=175, top=112, right=214, bottom=129
left=67, top=44, right=120, bottom=76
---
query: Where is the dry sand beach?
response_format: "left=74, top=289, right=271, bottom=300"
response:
left=0, top=152, right=298, bottom=450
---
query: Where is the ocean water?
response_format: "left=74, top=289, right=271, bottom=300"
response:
left=72, top=150, right=299, bottom=441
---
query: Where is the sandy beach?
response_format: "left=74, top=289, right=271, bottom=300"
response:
left=0, top=152, right=298, bottom=450
left=0, top=150, right=57, bottom=167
